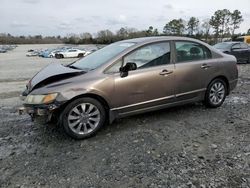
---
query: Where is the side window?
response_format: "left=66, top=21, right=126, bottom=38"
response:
left=124, top=42, right=171, bottom=69
left=232, top=43, right=241, bottom=49
left=105, top=60, right=122, bottom=74
left=175, top=41, right=212, bottom=62
left=241, top=43, right=248, bottom=49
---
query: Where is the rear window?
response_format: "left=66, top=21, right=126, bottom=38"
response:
left=175, top=41, right=212, bottom=63
left=241, top=43, right=248, bottom=49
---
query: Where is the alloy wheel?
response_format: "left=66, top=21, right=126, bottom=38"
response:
left=209, top=82, right=225, bottom=105
left=67, top=103, right=101, bottom=135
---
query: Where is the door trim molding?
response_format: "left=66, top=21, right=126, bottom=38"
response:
left=176, top=88, right=206, bottom=97
left=111, top=88, right=206, bottom=111
left=111, top=95, right=175, bottom=111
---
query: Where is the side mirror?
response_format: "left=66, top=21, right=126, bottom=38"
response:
left=120, top=62, right=137, bottom=72
left=120, top=62, right=137, bottom=77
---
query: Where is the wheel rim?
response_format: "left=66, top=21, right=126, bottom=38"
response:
left=67, top=103, right=101, bottom=135
left=209, top=82, right=225, bottom=105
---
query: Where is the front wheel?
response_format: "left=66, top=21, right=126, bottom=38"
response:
left=204, top=78, right=227, bottom=108
left=61, top=98, right=106, bottom=139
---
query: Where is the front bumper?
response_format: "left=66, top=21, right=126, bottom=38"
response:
left=18, top=101, right=63, bottom=123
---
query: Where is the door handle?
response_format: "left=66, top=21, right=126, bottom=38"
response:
left=159, top=69, right=173, bottom=76
left=201, top=64, right=211, bottom=69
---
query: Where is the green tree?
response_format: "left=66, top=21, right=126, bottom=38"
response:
left=146, top=26, right=154, bottom=36
left=163, top=19, right=185, bottom=35
left=116, top=27, right=130, bottom=40
left=187, top=17, right=199, bottom=35
left=230, top=10, right=243, bottom=36
left=153, top=28, right=159, bottom=36
left=210, top=9, right=231, bottom=42
left=247, top=28, right=250, bottom=35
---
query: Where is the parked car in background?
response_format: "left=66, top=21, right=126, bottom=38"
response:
left=20, top=36, right=238, bottom=140
left=233, top=35, right=250, bottom=45
left=0, top=45, right=17, bottom=53
left=26, top=49, right=40, bottom=57
left=0, top=48, right=7, bottom=53
left=55, top=48, right=85, bottom=58
left=213, top=42, right=250, bottom=63
left=39, top=49, right=57, bottom=58
left=83, top=49, right=96, bottom=57
left=48, top=49, right=63, bottom=58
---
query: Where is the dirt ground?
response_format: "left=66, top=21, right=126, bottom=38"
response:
left=0, top=45, right=250, bottom=188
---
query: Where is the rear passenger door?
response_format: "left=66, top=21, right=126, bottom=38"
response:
left=240, top=43, right=249, bottom=62
left=173, top=41, right=216, bottom=100
left=231, top=43, right=243, bottom=62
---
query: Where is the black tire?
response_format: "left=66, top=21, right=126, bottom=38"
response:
left=77, top=53, right=84, bottom=58
left=60, top=97, right=106, bottom=140
left=204, top=78, right=227, bottom=108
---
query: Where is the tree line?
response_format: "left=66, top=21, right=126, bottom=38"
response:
left=0, top=9, right=249, bottom=45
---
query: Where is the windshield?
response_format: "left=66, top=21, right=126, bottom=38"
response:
left=214, top=43, right=232, bottom=49
left=72, top=42, right=136, bottom=70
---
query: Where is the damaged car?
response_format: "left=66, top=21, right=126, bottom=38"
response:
left=20, top=36, right=238, bottom=139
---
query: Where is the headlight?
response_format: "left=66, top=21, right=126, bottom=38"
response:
left=25, top=93, right=58, bottom=104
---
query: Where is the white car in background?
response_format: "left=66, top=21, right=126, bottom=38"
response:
left=48, top=50, right=62, bottom=58
left=83, top=49, right=97, bottom=57
left=55, top=49, right=86, bottom=58
left=26, top=50, right=40, bottom=57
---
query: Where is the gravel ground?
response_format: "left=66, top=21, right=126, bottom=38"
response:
left=0, top=45, right=250, bottom=188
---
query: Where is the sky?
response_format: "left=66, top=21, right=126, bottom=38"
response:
left=0, top=0, right=250, bottom=36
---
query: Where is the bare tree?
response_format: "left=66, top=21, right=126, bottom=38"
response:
left=202, top=19, right=212, bottom=42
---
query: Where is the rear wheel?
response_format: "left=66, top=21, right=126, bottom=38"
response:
left=77, top=53, right=84, bottom=58
left=204, top=78, right=227, bottom=108
left=61, top=98, right=106, bottom=139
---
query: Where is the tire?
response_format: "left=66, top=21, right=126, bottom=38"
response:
left=77, top=53, right=84, bottom=58
left=55, top=54, right=60, bottom=59
left=60, top=97, right=106, bottom=139
left=204, top=78, right=227, bottom=108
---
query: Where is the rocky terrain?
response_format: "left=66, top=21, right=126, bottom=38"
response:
left=0, top=45, right=250, bottom=188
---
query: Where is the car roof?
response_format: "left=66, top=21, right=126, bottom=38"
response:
left=218, top=41, right=242, bottom=44
left=120, top=36, right=203, bottom=44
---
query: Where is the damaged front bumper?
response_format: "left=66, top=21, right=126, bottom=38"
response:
left=18, top=100, right=63, bottom=123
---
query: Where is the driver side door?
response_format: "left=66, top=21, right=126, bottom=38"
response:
left=110, top=42, right=176, bottom=115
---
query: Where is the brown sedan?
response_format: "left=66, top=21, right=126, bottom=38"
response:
left=20, top=37, right=238, bottom=139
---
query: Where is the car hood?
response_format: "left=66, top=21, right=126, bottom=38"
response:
left=24, top=63, right=84, bottom=95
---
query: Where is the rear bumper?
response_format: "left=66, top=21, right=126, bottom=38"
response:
left=229, top=79, right=238, bottom=93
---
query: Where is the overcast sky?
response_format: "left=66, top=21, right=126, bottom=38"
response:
left=1, top=0, right=250, bottom=36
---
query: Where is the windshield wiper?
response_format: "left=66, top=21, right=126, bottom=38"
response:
left=68, top=65, right=81, bottom=70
